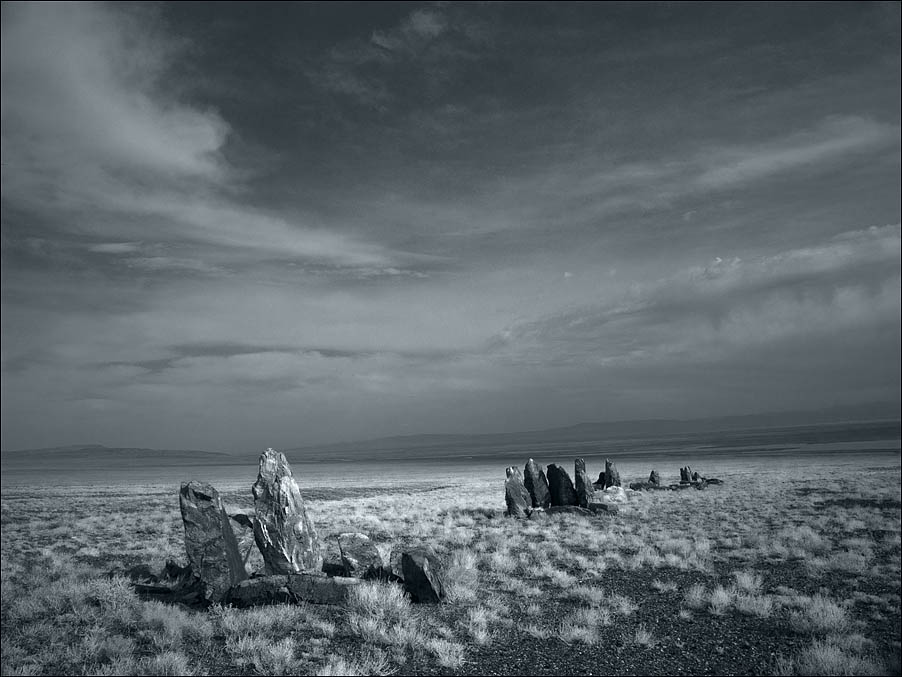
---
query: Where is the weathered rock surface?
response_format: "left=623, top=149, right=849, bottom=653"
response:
left=321, top=547, right=345, bottom=577
left=649, top=470, right=661, bottom=486
left=574, top=457, right=596, bottom=508
left=523, top=459, right=551, bottom=508
left=253, top=448, right=321, bottom=574
left=228, top=576, right=292, bottom=607
left=387, top=548, right=405, bottom=582
left=179, top=481, right=247, bottom=604
left=401, top=547, right=445, bottom=603
left=504, top=466, right=532, bottom=517
left=604, top=458, right=621, bottom=488
left=337, top=532, right=383, bottom=578
left=546, top=463, right=578, bottom=506
left=588, top=501, right=620, bottom=515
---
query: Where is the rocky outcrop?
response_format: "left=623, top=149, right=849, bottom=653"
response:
left=337, top=532, right=383, bottom=579
left=574, top=458, right=595, bottom=508
left=523, top=459, right=551, bottom=508
left=253, top=448, right=321, bottom=574
left=179, top=481, right=247, bottom=604
left=505, top=466, right=532, bottom=517
left=401, top=547, right=445, bottom=603
left=546, top=463, right=578, bottom=506
left=604, top=458, right=621, bottom=488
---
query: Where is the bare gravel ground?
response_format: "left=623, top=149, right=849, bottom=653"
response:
left=1, top=459, right=900, bottom=676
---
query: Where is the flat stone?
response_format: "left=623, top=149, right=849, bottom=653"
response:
left=227, top=575, right=292, bottom=607
left=179, top=481, right=247, bottom=604
left=287, top=573, right=361, bottom=604
left=253, top=448, right=321, bottom=574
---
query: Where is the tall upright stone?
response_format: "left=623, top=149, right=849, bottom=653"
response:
left=523, top=459, right=551, bottom=508
left=604, top=458, right=621, bottom=489
left=253, top=448, right=321, bottom=574
left=179, top=481, right=247, bottom=604
left=546, top=463, right=578, bottom=506
left=574, top=457, right=595, bottom=508
left=680, top=466, right=692, bottom=483
left=504, top=466, right=532, bottom=517
left=648, top=470, right=661, bottom=486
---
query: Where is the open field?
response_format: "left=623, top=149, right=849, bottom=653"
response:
left=2, top=456, right=900, bottom=676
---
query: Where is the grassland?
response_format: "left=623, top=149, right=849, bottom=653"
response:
left=1, top=461, right=900, bottom=675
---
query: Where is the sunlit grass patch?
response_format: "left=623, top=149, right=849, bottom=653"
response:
left=789, top=595, right=850, bottom=635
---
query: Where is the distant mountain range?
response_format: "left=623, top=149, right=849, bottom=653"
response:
left=3, top=402, right=899, bottom=468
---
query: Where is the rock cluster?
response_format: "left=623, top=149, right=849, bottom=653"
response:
left=629, top=466, right=724, bottom=491
left=507, top=458, right=628, bottom=518
left=119, top=448, right=446, bottom=608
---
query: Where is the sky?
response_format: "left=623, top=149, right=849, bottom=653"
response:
left=1, top=2, right=900, bottom=453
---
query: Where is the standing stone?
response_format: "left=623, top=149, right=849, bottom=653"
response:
left=649, top=470, right=661, bottom=486
left=604, top=459, right=621, bottom=488
left=402, top=547, right=445, bottom=603
left=594, top=471, right=607, bottom=488
left=574, top=458, right=596, bottom=508
left=546, top=463, right=578, bottom=506
left=505, top=466, right=532, bottom=517
left=523, top=459, right=551, bottom=509
left=680, top=466, right=692, bottom=483
left=179, top=481, right=247, bottom=604
left=253, top=448, right=321, bottom=574
left=337, top=533, right=383, bottom=579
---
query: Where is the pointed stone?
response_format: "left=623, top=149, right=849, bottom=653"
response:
left=523, top=459, right=551, bottom=508
left=253, top=448, right=321, bottom=574
left=546, top=463, right=578, bottom=506
left=603, top=458, right=621, bottom=488
left=574, top=457, right=596, bottom=508
left=648, top=470, right=661, bottom=486
left=402, top=547, right=445, bottom=603
left=680, top=466, right=692, bottom=483
left=179, top=481, right=247, bottom=604
left=504, top=466, right=532, bottom=517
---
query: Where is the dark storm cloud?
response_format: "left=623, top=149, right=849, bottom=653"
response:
left=1, top=2, right=899, bottom=451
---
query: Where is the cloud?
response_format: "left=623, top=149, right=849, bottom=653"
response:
left=88, top=242, right=143, bottom=254
left=0, top=2, right=394, bottom=268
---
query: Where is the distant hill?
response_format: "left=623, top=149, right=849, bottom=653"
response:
left=0, top=444, right=237, bottom=471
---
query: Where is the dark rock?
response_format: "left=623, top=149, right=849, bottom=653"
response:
left=286, top=573, right=361, bottom=604
left=527, top=508, right=547, bottom=521
left=595, top=471, right=606, bottom=487
left=523, top=459, right=551, bottom=508
left=649, top=470, right=661, bottom=486
left=401, top=547, right=445, bottom=603
left=706, top=478, right=724, bottom=485
left=574, top=458, right=596, bottom=508
left=179, top=481, right=247, bottom=604
left=588, top=501, right=620, bottom=515
left=227, top=575, right=292, bottom=607
left=691, top=471, right=702, bottom=482
left=680, top=466, right=692, bottom=483
left=253, top=448, right=321, bottom=574
left=603, top=459, right=621, bottom=488
left=337, top=532, right=383, bottom=579
left=546, top=505, right=592, bottom=516
left=504, top=466, right=532, bottom=517
left=388, top=548, right=404, bottom=582
left=321, top=547, right=345, bottom=577
left=228, top=510, right=254, bottom=530
left=546, top=463, right=578, bottom=506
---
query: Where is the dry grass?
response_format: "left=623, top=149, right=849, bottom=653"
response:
left=1, top=460, right=900, bottom=675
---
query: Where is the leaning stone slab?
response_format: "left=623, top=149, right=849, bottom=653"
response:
left=574, top=457, right=596, bottom=508
left=253, top=448, right=321, bottom=574
left=504, top=466, right=532, bottom=517
left=179, top=481, right=247, bottom=604
left=402, top=547, right=445, bottom=603
left=546, top=463, right=578, bottom=506
left=523, top=459, right=551, bottom=508
left=287, top=573, right=361, bottom=605
left=338, top=532, right=383, bottom=579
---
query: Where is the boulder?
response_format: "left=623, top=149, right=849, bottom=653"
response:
left=649, top=470, right=661, bottom=486
left=401, top=547, right=445, bottom=603
left=253, top=448, right=321, bottom=574
left=387, top=548, right=405, bottom=582
left=601, top=485, right=628, bottom=503
left=588, top=501, right=620, bottom=515
left=574, top=457, right=596, bottom=508
left=546, top=463, right=578, bottom=506
left=337, top=532, right=383, bottom=579
left=504, top=466, right=532, bottom=517
left=706, top=478, right=724, bottom=485
left=321, top=547, right=345, bottom=577
left=603, top=459, right=621, bottom=488
left=691, top=471, right=702, bottom=482
left=523, top=459, right=551, bottom=508
left=179, top=481, right=247, bottom=604
left=286, top=573, right=361, bottom=604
